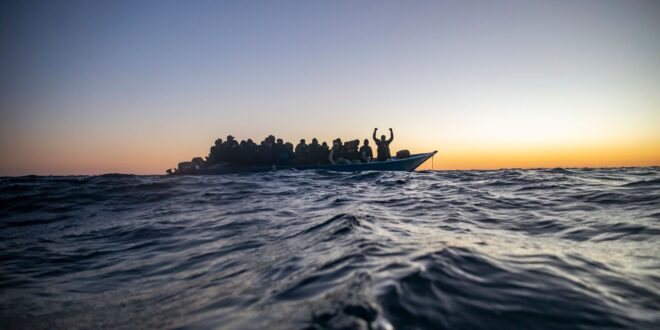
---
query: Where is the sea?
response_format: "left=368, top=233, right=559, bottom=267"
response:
left=1, top=168, right=659, bottom=329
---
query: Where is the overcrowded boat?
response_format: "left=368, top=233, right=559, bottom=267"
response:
left=168, top=129, right=436, bottom=175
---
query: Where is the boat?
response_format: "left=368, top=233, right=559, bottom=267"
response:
left=175, top=151, right=437, bottom=175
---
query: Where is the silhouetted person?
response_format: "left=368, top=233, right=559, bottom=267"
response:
left=359, top=139, right=373, bottom=163
left=334, top=138, right=343, bottom=155
left=274, top=138, right=288, bottom=165
left=246, top=139, right=258, bottom=165
left=284, top=142, right=294, bottom=164
left=218, top=138, right=228, bottom=162
left=259, top=138, right=273, bottom=165
left=239, top=140, right=251, bottom=165
left=308, top=138, right=321, bottom=164
left=208, top=138, right=223, bottom=165
left=329, top=139, right=350, bottom=164
left=373, top=128, right=394, bottom=161
left=344, top=140, right=359, bottom=162
left=295, top=139, right=308, bottom=164
left=320, top=142, right=330, bottom=164
left=223, top=135, right=239, bottom=164
left=351, top=140, right=360, bottom=161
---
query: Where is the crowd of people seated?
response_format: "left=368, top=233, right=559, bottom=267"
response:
left=203, top=128, right=394, bottom=167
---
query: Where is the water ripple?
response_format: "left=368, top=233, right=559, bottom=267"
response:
left=1, top=167, right=659, bottom=329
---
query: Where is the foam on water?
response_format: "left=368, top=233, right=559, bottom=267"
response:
left=1, top=168, right=659, bottom=329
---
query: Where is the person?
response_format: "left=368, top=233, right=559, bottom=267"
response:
left=320, top=142, right=330, bottom=164
left=218, top=139, right=227, bottom=162
left=229, top=136, right=239, bottom=163
left=329, top=139, right=350, bottom=164
left=284, top=142, right=295, bottom=164
left=359, top=139, right=373, bottom=163
left=259, top=138, right=273, bottom=165
left=295, top=139, right=308, bottom=164
left=308, top=138, right=321, bottom=164
left=352, top=140, right=360, bottom=162
left=222, top=135, right=239, bottom=163
left=246, top=139, right=258, bottom=165
left=239, top=140, right=251, bottom=165
left=373, top=128, right=394, bottom=161
left=274, top=138, right=289, bottom=165
left=207, top=138, right=223, bottom=165
left=273, top=138, right=282, bottom=163
left=344, top=140, right=360, bottom=162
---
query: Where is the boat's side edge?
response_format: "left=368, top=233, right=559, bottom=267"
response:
left=187, top=151, right=437, bottom=175
left=406, top=151, right=437, bottom=172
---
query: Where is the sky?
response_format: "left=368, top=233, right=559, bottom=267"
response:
left=0, top=0, right=659, bottom=175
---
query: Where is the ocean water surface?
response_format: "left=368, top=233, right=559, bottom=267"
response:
left=1, top=168, right=659, bottom=329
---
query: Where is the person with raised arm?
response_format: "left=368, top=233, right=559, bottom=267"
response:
left=373, top=128, right=394, bottom=161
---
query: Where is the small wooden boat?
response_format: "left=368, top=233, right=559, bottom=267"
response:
left=176, top=151, right=436, bottom=175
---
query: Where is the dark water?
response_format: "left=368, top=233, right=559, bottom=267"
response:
left=1, top=168, right=659, bottom=329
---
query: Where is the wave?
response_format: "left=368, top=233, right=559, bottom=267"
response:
left=622, top=177, right=660, bottom=187
left=377, top=248, right=649, bottom=329
left=0, top=167, right=658, bottom=329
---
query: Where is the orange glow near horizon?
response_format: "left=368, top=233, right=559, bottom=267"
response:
left=1, top=131, right=658, bottom=175
left=415, top=141, right=660, bottom=171
left=1, top=1, right=659, bottom=176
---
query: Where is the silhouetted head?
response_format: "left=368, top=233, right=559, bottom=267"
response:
left=380, top=135, right=386, bottom=142
left=215, top=139, right=223, bottom=146
left=363, top=139, right=369, bottom=146
left=227, top=135, right=235, bottom=141
left=322, top=142, right=328, bottom=148
left=247, top=139, right=253, bottom=144
left=312, top=138, right=318, bottom=144
left=300, top=139, right=306, bottom=144
left=276, top=138, right=283, bottom=145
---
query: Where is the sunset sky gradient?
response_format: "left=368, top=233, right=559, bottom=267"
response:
left=1, top=0, right=659, bottom=175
